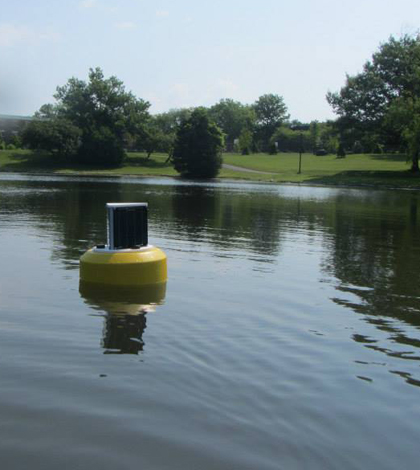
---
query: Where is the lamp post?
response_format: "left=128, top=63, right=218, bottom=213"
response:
left=291, top=124, right=310, bottom=175
left=298, top=132, right=303, bottom=174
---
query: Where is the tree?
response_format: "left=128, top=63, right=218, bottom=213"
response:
left=253, top=94, right=289, bottom=151
left=30, top=68, right=150, bottom=166
left=209, top=99, right=255, bottom=151
left=151, top=108, right=193, bottom=157
left=386, top=96, right=420, bottom=171
left=154, top=108, right=193, bottom=134
left=309, top=121, right=320, bottom=150
left=137, top=123, right=167, bottom=158
left=327, top=34, right=420, bottom=169
left=272, top=125, right=311, bottom=153
left=238, top=128, right=253, bottom=155
left=172, top=108, right=224, bottom=178
left=34, top=104, right=58, bottom=120
left=21, top=119, right=81, bottom=158
left=337, top=142, right=346, bottom=158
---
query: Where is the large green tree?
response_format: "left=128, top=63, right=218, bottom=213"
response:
left=209, top=99, right=255, bottom=151
left=327, top=34, right=420, bottom=169
left=27, top=68, right=150, bottom=166
left=253, top=94, right=289, bottom=151
left=172, top=108, right=224, bottom=178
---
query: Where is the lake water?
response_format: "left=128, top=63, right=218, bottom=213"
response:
left=0, top=174, right=420, bottom=469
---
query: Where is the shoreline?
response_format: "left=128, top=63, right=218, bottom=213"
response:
left=1, top=150, right=419, bottom=191
left=1, top=168, right=419, bottom=192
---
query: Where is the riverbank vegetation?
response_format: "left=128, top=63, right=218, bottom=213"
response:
left=1, top=33, right=420, bottom=185
left=1, top=149, right=419, bottom=189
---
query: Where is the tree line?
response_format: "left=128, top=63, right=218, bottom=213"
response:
left=16, top=67, right=339, bottom=171
left=12, top=32, right=420, bottom=176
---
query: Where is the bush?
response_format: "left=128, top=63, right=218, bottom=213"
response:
left=172, top=109, right=224, bottom=178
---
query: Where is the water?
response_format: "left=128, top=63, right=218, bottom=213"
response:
left=0, top=174, right=420, bottom=469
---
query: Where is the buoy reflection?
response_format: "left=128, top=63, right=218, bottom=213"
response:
left=79, top=281, right=166, bottom=354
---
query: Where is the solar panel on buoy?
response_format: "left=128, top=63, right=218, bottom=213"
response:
left=106, top=203, right=148, bottom=250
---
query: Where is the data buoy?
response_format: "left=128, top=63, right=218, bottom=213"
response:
left=80, top=203, right=167, bottom=286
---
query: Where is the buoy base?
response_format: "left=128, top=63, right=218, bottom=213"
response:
left=80, top=245, right=167, bottom=286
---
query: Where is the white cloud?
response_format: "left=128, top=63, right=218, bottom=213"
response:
left=214, top=78, right=239, bottom=96
left=79, top=0, right=97, bottom=8
left=172, top=83, right=191, bottom=100
left=200, top=78, right=240, bottom=104
left=0, top=24, right=30, bottom=47
left=115, top=21, right=136, bottom=30
left=0, top=24, right=59, bottom=48
left=79, top=0, right=118, bottom=13
left=156, top=10, right=169, bottom=18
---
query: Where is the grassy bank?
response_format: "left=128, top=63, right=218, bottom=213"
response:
left=0, top=150, right=178, bottom=177
left=222, top=152, right=420, bottom=188
left=1, top=149, right=419, bottom=189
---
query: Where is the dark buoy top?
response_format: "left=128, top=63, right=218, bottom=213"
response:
left=107, top=203, right=148, bottom=250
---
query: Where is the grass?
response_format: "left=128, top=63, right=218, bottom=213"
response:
left=1, top=149, right=419, bottom=189
left=221, top=152, right=420, bottom=188
left=0, top=150, right=178, bottom=177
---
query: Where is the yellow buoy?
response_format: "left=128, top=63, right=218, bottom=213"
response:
left=79, top=203, right=167, bottom=286
left=80, top=245, right=167, bottom=286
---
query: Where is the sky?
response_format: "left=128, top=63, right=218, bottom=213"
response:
left=1, top=0, right=420, bottom=122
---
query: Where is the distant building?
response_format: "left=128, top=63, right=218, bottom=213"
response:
left=0, top=114, right=32, bottom=141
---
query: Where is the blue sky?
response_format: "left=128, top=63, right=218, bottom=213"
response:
left=1, top=0, right=420, bottom=121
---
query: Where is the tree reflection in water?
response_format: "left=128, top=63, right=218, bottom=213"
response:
left=323, top=194, right=420, bottom=386
left=102, top=313, right=147, bottom=355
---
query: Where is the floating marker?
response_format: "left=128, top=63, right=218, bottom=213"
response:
left=80, top=203, right=167, bottom=286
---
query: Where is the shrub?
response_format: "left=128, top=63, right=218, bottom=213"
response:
left=172, top=109, right=224, bottom=178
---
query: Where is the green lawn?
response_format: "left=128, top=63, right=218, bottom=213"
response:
left=1, top=149, right=419, bottom=189
left=0, top=150, right=178, bottom=177
left=221, top=152, right=420, bottom=188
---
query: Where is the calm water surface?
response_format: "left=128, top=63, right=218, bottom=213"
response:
left=0, top=174, right=420, bottom=469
